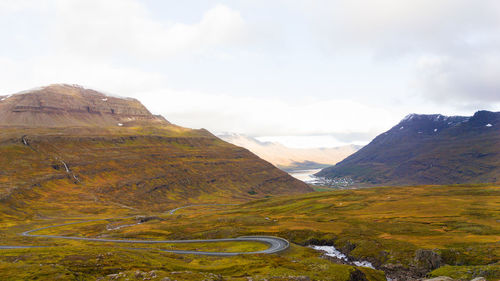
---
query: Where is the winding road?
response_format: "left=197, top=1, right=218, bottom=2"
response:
left=1, top=205, right=289, bottom=256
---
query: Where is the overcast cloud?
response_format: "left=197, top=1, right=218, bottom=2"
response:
left=306, top=0, right=500, bottom=107
left=1, top=0, right=499, bottom=148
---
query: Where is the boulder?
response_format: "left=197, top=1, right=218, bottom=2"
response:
left=414, top=249, right=442, bottom=271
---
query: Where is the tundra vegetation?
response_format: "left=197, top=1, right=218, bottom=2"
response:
left=0, top=184, right=498, bottom=280
left=0, top=86, right=497, bottom=280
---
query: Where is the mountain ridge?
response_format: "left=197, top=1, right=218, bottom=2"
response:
left=0, top=85, right=312, bottom=218
left=316, top=110, right=500, bottom=186
left=217, top=133, right=361, bottom=171
left=0, top=84, right=167, bottom=128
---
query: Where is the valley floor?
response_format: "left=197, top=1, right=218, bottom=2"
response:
left=0, top=184, right=499, bottom=280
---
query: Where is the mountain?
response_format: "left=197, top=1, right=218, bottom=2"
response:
left=0, top=84, right=312, bottom=218
left=0, top=84, right=167, bottom=127
left=217, top=133, right=361, bottom=171
left=316, top=111, right=500, bottom=186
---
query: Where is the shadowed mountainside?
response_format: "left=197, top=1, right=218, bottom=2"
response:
left=316, top=111, right=500, bottom=186
left=0, top=85, right=312, bottom=219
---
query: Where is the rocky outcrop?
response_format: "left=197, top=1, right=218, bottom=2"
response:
left=348, top=269, right=368, bottom=281
left=420, top=277, right=486, bottom=281
left=414, top=249, right=442, bottom=272
left=422, top=277, right=455, bottom=281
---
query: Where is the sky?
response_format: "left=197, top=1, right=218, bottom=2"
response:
left=1, top=0, right=499, bottom=148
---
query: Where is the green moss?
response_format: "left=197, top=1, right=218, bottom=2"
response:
left=429, top=264, right=500, bottom=280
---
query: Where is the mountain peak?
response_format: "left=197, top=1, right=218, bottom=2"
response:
left=395, top=111, right=499, bottom=135
left=387, top=113, right=470, bottom=139
left=399, top=113, right=468, bottom=125
left=316, top=110, right=500, bottom=186
left=12, top=84, right=135, bottom=101
left=0, top=84, right=168, bottom=128
left=469, top=110, right=500, bottom=126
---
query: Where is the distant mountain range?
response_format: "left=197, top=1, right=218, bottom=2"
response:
left=0, top=84, right=312, bottom=217
left=316, top=111, right=500, bottom=186
left=217, top=133, right=361, bottom=171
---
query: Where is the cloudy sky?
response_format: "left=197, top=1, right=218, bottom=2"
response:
left=1, top=0, right=499, bottom=147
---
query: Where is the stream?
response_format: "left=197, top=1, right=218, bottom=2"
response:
left=310, top=245, right=375, bottom=269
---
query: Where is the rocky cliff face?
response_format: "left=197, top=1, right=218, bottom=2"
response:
left=316, top=111, right=500, bottom=186
left=0, top=84, right=166, bottom=127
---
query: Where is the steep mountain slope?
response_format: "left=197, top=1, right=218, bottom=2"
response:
left=0, top=84, right=168, bottom=127
left=316, top=111, right=500, bottom=185
left=0, top=85, right=312, bottom=218
left=218, top=133, right=360, bottom=171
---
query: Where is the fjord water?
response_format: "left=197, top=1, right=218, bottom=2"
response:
left=288, top=168, right=322, bottom=184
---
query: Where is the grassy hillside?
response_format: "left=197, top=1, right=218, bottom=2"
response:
left=115, top=183, right=497, bottom=279
left=0, top=125, right=311, bottom=220
left=1, top=184, right=497, bottom=280
left=0, top=84, right=312, bottom=220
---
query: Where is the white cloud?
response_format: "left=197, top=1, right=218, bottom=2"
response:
left=53, top=0, right=247, bottom=59
left=256, top=135, right=368, bottom=149
left=1, top=0, right=498, bottom=146
left=297, top=0, right=500, bottom=108
left=0, top=54, right=167, bottom=96
left=136, top=88, right=401, bottom=140
left=0, top=0, right=47, bottom=13
left=416, top=52, right=500, bottom=108
left=306, top=0, right=500, bottom=56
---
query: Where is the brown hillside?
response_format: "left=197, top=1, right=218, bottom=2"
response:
left=0, top=85, right=312, bottom=218
left=0, top=84, right=166, bottom=127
